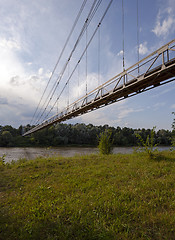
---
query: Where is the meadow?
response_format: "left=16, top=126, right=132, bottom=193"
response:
left=0, top=151, right=175, bottom=239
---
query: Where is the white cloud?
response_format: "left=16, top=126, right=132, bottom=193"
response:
left=152, top=2, right=175, bottom=37
left=0, top=0, right=128, bottom=127
left=0, top=0, right=173, bottom=130
left=139, top=42, right=148, bottom=55
left=153, top=16, right=174, bottom=37
left=0, top=38, right=24, bottom=86
left=78, top=100, right=143, bottom=127
left=0, top=38, right=21, bottom=50
left=0, top=36, right=51, bottom=125
left=116, top=104, right=143, bottom=123
left=71, top=72, right=103, bottom=100
left=117, top=50, right=123, bottom=57
left=38, top=68, right=44, bottom=75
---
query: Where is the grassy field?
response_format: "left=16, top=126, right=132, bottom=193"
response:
left=0, top=151, right=175, bottom=240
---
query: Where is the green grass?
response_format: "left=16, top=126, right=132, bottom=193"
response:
left=0, top=151, right=175, bottom=240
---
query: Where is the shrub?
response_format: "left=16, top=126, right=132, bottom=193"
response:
left=135, top=126, right=157, bottom=158
left=98, top=129, right=113, bottom=155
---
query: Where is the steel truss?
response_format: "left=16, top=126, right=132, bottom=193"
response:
left=23, top=39, right=175, bottom=136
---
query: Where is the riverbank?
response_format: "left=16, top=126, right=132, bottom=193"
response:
left=0, top=146, right=172, bottom=163
left=0, top=151, right=175, bottom=239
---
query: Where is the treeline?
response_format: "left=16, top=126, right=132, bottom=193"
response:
left=0, top=123, right=173, bottom=147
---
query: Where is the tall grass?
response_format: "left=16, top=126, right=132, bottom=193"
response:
left=0, top=151, right=175, bottom=239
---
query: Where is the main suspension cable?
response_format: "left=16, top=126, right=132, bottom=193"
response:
left=98, top=25, right=101, bottom=86
left=35, top=0, right=103, bottom=124
left=122, top=0, right=125, bottom=71
left=137, top=0, right=140, bottom=73
left=31, top=0, right=88, bottom=125
left=67, top=61, right=70, bottom=107
left=78, top=63, right=80, bottom=98
left=42, top=0, right=114, bottom=122
left=86, top=24, right=88, bottom=97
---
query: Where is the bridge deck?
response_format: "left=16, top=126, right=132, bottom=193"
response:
left=23, top=39, right=175, bottom=136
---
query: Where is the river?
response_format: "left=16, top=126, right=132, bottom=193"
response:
left=0, top=146, right=172, bottom=163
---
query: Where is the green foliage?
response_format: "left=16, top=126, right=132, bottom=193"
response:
left=0, top=123, right=173, bottom=147
left=98, top=129, right=113, bottom=155
left=1, top=131, right=13, bottom=146
left=0, top=152, right=175, bottom=239
left=0, top=154, right=5, bottom=163
left=135, top=126, right=157, bottom=158
left=0, top=154, right=6, bottom=168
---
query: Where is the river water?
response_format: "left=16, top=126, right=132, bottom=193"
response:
left=0, top=146, right=171, bottom=163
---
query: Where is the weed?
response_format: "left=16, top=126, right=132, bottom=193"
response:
left=0, top=154, right=6, bottom=168
left=135, top=126, right=158, bottom=158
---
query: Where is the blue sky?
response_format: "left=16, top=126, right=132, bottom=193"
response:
left=0, top=0, right=175, bottom=130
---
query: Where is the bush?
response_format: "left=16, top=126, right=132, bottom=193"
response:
left=135, top=126, right=157, bottom=158
left=98, top=129, right=113, bottom=155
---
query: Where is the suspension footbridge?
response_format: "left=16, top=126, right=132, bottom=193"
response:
left=23, top=0, right=175, bottom=136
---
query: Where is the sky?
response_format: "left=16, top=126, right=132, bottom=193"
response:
left=0, top=0, right=175, bottom=130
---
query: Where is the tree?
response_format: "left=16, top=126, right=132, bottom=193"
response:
left=156, top=129, right=171, bottom=145
left=1, top=131, right=13, bottom=147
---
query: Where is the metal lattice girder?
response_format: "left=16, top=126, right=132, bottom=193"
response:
left=23, top=39, right=175, bottom=136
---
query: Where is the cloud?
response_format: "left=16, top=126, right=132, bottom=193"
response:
left=78, top=100, right=143, bottom=128
left=38, top=68, right=44, bottom=75
left=153, top=16, right=174, bottom=37
left=117, top=50, right=123, bottom=57
left=152, top=102, right=166, bottom=110
left=0, top=98, right=37, bottom=127
left=10, top=76, right=24, bottom=86
left=0, top=0, right=128, bottom=127
left=71, top=72, right=103, bottom=100
left=171, top=104, right=175, bottom=109
left=0, top=24, right=57, bottom=125
left=0, top=38, right=21, bottom=50
left=116, top=103, right=143, bottom=123
left=139, top=42, right=148, bottom=55
left=0, top=35, right=51, bottom=126
left=0, top=37, right=24, bottom=84
left=0, top=97, right=8, bottom=105
left=152, top=1, right=175, bottom=37
left=0, top=0, right=173, bottom=130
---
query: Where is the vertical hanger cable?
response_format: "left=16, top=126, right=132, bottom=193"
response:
left=137, top=0, right=140, bottom=74
left=98, top=25, right=101, bottom=86
left=86, top=25, right=88, bottom=96
left=67, top=62, right=69, bottom=107
left=78, top=63, right=80, bottom=98
left=122, top=0, right=125, bottom=71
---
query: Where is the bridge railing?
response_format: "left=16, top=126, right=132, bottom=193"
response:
left=23, top=39, right=175, bottom=136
